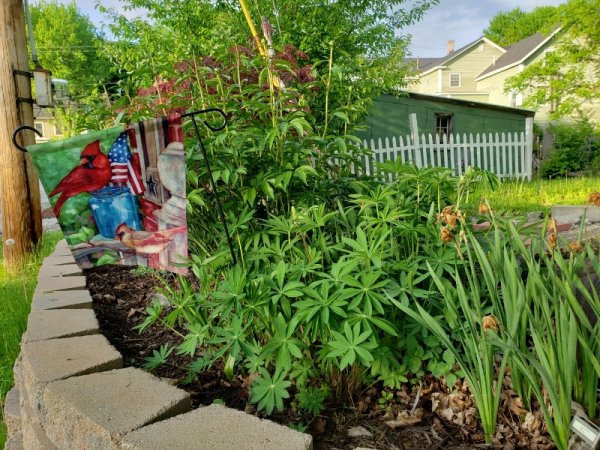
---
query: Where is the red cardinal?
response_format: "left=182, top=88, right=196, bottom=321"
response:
left=115, top=223, right=186, bottom=255
left=49, top=140, right=112, bottom=217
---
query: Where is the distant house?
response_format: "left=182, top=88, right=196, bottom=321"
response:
left=474, top=28, right=562, bottom=125
left=32, top=106, right=63, bottom=143
left=408, top=29, right=600, bottom=127
left=406, top=38, right=506, bottom=104
left=360, top=92, right=534, bottom=142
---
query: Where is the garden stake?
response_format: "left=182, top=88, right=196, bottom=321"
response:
left=182, top=108, right=237, bottom=265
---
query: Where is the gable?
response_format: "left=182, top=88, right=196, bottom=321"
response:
left=476, top=27, right=561, bottom=81
left=416, top=37, right=506, bottom=77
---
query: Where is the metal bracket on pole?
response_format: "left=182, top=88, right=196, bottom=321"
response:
left=13, top=69, right=32, bottom=78
left=11, top=125, right=42, bottom=152
left=181, top=108, right=237, bottom=265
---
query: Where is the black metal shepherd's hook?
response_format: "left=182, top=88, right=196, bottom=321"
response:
left=12, top=125, right=42, bottom=152
left=181, top=108, right=237, bottom=265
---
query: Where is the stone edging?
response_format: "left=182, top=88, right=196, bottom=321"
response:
left=4, top=240, right=313, bottom=450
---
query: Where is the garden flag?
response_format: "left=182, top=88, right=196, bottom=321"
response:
left=28, top=116, right=188, bottom=275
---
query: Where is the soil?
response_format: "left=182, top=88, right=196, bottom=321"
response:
left=87, top=265, right=553, bottom=450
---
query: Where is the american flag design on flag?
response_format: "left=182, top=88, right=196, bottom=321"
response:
left=108, top=132, right=144, bottom=195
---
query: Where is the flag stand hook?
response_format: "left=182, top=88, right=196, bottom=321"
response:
left=12, top=125, right=42, bottom=152
left=181, top=108, right=237, bottom=265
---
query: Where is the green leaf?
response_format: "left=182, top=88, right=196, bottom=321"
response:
left=250, top=368, right=291, bottom=415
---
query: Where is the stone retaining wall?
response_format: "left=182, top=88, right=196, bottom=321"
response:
left=4, top=240, right=312, bottom=450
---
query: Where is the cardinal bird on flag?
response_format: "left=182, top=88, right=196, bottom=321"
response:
left=49, top=140, right=112, bottom=217
left=108, top=132, right=144, bottom=195
left=115, top=223, right=186, bottom=255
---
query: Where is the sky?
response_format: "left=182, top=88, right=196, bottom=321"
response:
left=33, top=0, right=565, bottom=57
left=402, top=0, right=566, bottom=57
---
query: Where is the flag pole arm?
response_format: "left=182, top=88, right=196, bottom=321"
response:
left=182, top=108, right=237, bottom=265
left=12, top=125, right=42, bottom=152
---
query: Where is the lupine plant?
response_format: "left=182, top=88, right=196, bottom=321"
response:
left=113, top=28, right=600, bottom=450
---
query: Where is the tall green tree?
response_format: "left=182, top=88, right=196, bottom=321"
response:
left=95, top=0, right=437, bottom=129
left=504, top=0, right=600, bottom=121
left=118, top=0, right=438, bottom=60
left=30, top=0, right=112, bottom=97
left=483, top=6, right=559, bottom=47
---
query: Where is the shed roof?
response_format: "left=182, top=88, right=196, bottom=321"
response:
left=400, top=91, right=535, bottom=117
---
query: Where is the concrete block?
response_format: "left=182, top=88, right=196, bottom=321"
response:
left=35, top=276, right=87, bottom=293
left=42, top=368, right=191, bottom=449
left=23, top=309, right=99, bottom=343
left=50, top=241, right=72, bottom=257
left=4, top=430, right=24, bottom=450
left=12, top=354, right=23, bottom=391
left=22, top=421, right=58, bottom=450
left=53, top=239, right=69, bottom=250
left=20, top=335, right=123, bottom=412
left=552, top=205, right=600, bottom=223
left=4, top=387, right=22, bottom=436
left=49, top=247, right=73, bottom=257
left=31, top=290, right=92, bottom=311
left=37, top=264, right=82, bottom=278
left=39, top=255, right=76, bottom=266
left=120, top=404, right=313, bottom=450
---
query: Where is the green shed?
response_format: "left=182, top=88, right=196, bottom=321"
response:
left=359, top=92, right=535, bottom=141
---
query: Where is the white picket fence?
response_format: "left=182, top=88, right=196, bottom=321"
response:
left=356, top=115, right=534, bottom=180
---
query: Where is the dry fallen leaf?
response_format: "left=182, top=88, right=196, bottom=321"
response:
left=507, top=395, right=527, bottom=416
left=347, top=425, right=373, bottom=437
left=521, top=411, right=543, bottom=435
left=312, top=417, right=326, bottom=433
left=385, top=408, right=424, bottom=428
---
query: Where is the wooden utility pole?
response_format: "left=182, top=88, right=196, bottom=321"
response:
left=0, top=0, right=42, bottom=270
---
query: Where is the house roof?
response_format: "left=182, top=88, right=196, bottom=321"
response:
left=476, top=26, right=561, bottom=80
left=407, top=37, right=506, bottom=76
left=401, top=91, right=536, bottom=117
left=405, top=57, right=444, bottom=73
left=33, top=105, right=53, bottom=119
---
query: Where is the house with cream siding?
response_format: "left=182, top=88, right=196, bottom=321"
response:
left=409, top=28, right=600, bottom=127
left=474, top=28, right=562, bottom=125
left=407, top=38, right=506, bottom=103
left=32, top=106, right=63, bottom=143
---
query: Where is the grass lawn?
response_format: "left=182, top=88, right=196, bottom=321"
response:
left=470, top=176, right=600, bottom=213
left=0, top=232, right=62, bottom=447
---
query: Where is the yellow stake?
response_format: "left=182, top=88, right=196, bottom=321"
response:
left=239, top=0, right=267, bottom=57
left=238, top=0, right=284, bottom=89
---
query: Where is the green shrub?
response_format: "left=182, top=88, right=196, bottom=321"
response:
left=540, top=120, right=600, bottom=178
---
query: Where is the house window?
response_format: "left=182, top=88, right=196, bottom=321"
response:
left=54, top=124, right=62, bottom=135
left=509, top=92, right=523, bottom=108
left=449, top=73, right=461, bottom=87
left=435, top=113, right=453, bottom=137
left=34, top=122, right=44, bottom=136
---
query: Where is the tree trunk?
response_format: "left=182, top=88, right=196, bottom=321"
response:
left=0, top=0, right=42, bottom=270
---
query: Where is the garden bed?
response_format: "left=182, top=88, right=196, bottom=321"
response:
left=87, top=265, right=555, bottom=450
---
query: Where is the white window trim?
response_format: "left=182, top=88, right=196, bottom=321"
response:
left=509, top=91, right=523, bottom=108
left=449, top=73, right=461, bottom=88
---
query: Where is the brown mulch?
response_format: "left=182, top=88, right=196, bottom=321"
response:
left=87, top=265, right=552, bottom=450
